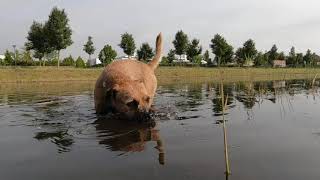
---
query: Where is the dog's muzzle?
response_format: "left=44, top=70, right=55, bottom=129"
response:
left=136, top=110, right=152, bottom=121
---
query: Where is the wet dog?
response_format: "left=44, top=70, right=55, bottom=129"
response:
left=94, top=33, right=163, bottom=120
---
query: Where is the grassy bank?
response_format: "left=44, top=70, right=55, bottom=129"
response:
left=0, top=66, right=320, bottom=85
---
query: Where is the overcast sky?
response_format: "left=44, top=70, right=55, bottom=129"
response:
left=1, top=0, right=320, bottom=58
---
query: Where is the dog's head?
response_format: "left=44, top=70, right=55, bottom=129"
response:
left=107, top=80, right=153, bottom=120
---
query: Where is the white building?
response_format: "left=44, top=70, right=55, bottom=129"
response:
left=116, top=52, right=138, bottom=60
left=87, top=58, right=102, bottom=66
left=173, top=54, right=190, bottom=63
left=201, top=60, right=207, bottom=65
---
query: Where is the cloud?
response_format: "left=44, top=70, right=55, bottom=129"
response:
left=1, top=0, right=320, bottom=58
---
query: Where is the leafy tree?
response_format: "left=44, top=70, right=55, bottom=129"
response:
left=33, top=51, right=45, bottom=66
left=83, top=36, right=95, bottom=60
left=75, top=56, right=86, bottom=68
left=49, top=58, right=59, bottom=66
left=311, top=53, right=320, bottom=66
left=235, top=39, right=257, bottom=65
left=45, top=7, right=73, bottom=68
left=3, top=50, right=14, bottom=66
left=25, top=21, right=52, bottom=65
left=268, top=44, right=278, bottom=65
left=18, top=50, right=33, bottom=66
left=193, top=55, right=203, bottom=65
left=287, top=47, right=296, bottom=67
left=119, top=32, right=136, bottom=57
left=137, top=43, right=154, bottom=61
left=303, top=49, right=312, bottom=66
left=61, top=55, right=75, bottom=66
left=186, top=39, right=202, bottom=62
left=243, top=39, right=257, bottom=58
left=160, top=56, right=170, bottom=66
left=167, top=49, right=175, bottom=64
left=296, top=53, right=304, bottom=66
left=99, top=45, right=117, bottom=65
left=235, top=48, right=244, bottom=65
left=278, top=52, right=285, bottom=60
left=173, top=30, right=189, bottom=57
left=254, top=52, right=268, bottom=67
left=203, top=50, right=211, bottom=65
left=210, top=34, right=233, bottom=66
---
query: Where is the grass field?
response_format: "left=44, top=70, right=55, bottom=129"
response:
left=0, top=66, right=320, bottom=85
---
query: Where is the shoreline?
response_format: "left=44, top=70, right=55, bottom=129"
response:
left=1, top=66, right=319, bottom=84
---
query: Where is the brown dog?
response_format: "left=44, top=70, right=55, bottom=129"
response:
left=94, top=33, right=163, bottom=120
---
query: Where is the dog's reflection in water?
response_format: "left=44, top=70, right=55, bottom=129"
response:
left=94, top=115, right=165, bottom=165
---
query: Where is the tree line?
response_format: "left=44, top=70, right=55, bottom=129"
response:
left=162, top=31, right=320, bottom=67
left=88, top=30, right=320, bottom=67
left=1, top=7, right=320, bottom=68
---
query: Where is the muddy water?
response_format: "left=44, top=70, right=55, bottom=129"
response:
left=1, top=80, right=320, bottom=180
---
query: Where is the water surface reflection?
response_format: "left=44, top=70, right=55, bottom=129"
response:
left=1, top=79, right=320, bottom=180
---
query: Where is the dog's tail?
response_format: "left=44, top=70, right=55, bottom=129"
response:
left=148, top=33, right=163, bottom=70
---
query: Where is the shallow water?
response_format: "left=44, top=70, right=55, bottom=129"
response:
left=1, top=80, right=320, bottom=180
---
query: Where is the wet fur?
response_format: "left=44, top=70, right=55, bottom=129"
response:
left=94, top=33, right=163, bottom=119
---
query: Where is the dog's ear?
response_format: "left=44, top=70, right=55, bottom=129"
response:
left=105, top=84, right=120, bottom=99
left=111, top=84, right=120, bottom=99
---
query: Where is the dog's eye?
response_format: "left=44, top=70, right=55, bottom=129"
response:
left=112, top=90, right=118, bottom=99
left=144, top=96, right=150, bottom=102
left=126, top=100, right=139, bottom=108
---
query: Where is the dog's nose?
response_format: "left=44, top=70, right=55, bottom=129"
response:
left=142, top=110, right=149, bottom=117
left=137, top=109, right=151, bottom=121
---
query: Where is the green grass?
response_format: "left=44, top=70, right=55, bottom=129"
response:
left=0, top=66, right=320, bottom=85
left=0, top=66, right=100, bottom=83
left=156, top=67, right=320, bottom=84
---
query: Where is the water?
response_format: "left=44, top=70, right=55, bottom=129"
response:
left=1, top=80, right=320, bottom=180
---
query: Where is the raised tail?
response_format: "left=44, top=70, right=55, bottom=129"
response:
left=148, top=33, right=163, bottom=70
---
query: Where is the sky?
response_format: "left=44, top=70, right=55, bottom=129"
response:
left=1, top=0, right=320, bottom=58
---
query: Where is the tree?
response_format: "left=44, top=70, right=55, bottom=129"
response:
left=83, top=36, right=95, bottom=60
left=160, top=56, right=170, bottom=66
left=235, top=39, right=257, bottom=65
left=99, top=45, right=117, bottom=65
left=119, top=32, right=136, bottom=57
left=173, top=30, right=189, bottom=57
left=268, top=44, right=278, bottom=65
left=235, top=48, right=244, bottom=65
left=137, top=43, right=154, bottom=61
left=186, top=39, right=202, bottom=62
left=75, top=56, right=86, bottom=68
left=203, top=50, right=211, bottom=65
left=61, top=55, right=75, bottom=66
left=19, top=50, right=33, bottom=66
left=25, top=21, right=52, bottom=65
left=296, top=53, right=304, bottom=66
left=3, top=50, right=14, bottom=66
left=278, top=52, right=285, bottom=60
left=311, top=53, right=320, bottom=66
left=242, top=39, right=257, bottom=58
left=45, top=7, right=73, bottom=68
left=210, top=34, right=233, bottom=66
left=303, top=49, right=312, bottom=66
left=167, top=49, right=175, bottom=64
left=287, top=47, right=296, bottom=67
left=193, top=55, right=203, bottom=65
left=254, top=52, right=268, bottom=67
